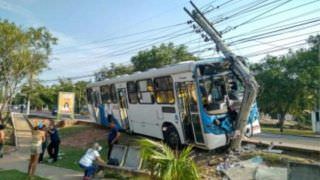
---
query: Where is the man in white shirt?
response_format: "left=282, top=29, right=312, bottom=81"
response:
left=79, top=143, right=105, bottom=179
left=105, top=99, right=113, bottom=123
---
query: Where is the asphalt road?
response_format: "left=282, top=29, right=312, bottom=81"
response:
left=252, top=132, right=320, bottom=151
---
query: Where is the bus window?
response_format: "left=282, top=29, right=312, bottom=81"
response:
left=154, top=77, right=175, bottom=104
left=100, top=85, right=110, bottom=103
left=127, top=81, right=138, bottom=104
left=138, top=79, right=154, bottom=104
left=86, top=88, right=93, bottom=104
left=110, top=84, right=118, bottom=103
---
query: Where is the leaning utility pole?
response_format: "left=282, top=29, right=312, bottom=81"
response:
left=184, top=1, right=259, bottom=151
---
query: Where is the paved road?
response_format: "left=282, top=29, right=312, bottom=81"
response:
left=29, top=111, right=91, bottom=121
left=251, top=133, right=320, bottom=151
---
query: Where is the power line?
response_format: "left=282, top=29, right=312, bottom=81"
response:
left=228, top=18, right=320, bottom=45
left=54, top=22, right=188, bottom=52
left=221, top=0, right=293, bottom=34
left=216, top=0, right=319, bottom=27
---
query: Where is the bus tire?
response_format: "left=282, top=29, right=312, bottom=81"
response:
left=244, top=125, right=253, bottom=137
left=163, top=126, right=181, bottom=149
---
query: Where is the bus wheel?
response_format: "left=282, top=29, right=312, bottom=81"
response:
left=244, top=125, right=253, bottom=137
left=164, top=127, right=181, bottom=149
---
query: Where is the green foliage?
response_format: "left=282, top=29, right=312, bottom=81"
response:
left=95, top=63, right=134, bottom=81
left=132, top=43, right=198, bottom=72
left=261, top=127, right=315, bottom=137
left=139, top=139, right=199, bottom=180
left=252, top=35, right=320, bottom=126
left=14, top=80, right=88, bottom=113
left=95, top=43, right=197, bottom=81
left=0, top=19, right=57, bottom=122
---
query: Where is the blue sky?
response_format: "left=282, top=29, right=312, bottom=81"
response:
left=0, top=0, right=319, bottom=83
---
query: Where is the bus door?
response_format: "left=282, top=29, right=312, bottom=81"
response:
left=117, top=88, right=129, bottom=130
left=176, top=82, right=205, bottom=144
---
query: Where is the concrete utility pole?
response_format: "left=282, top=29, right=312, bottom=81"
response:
left=184, top=1, right=259, bottom=151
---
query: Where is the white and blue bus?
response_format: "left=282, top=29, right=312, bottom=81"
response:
left=86, top=58, right=260, bottom=150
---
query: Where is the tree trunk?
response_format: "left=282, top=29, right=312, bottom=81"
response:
left=279, top=114, right=285, bottom=133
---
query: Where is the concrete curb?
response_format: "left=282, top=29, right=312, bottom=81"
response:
left=10, top=112, right=18, bottom=147
left=243, top=139, right=320, bottom=154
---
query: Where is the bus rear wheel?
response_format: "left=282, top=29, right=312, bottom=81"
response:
left=164, top=126, right=181, bottom=150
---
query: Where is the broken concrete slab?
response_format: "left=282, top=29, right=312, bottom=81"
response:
left=123, top=146, right=142, bottom=170
left=223, top=166, right=257, bottom=180
left=288, top=162, right=320, bottom=180
left=109, top=144, right=127, bottom=166
left=255, top=166, right=287, bottom=180
left=219, top=156, right=264, bottom=180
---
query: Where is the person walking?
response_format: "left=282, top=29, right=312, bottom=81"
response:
left=107, top=122, right=120, bottom=160
left=0, top=125, right=5, bottom=158
left=38, top=124, right=49, bottom=163
left=47, top=123, right=60, bottom=163
left=79, top=143, right=105, bottom=180
left=28, top=126, right=45, bottom=176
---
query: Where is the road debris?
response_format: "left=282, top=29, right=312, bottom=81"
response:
left=217, top=156, right=288, bottom=180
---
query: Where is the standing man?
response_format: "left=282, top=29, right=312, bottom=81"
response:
left=0, top=125, right=5, bottom=158
left=105, top=99, right=113, bottom=123
left=107, top=122, right=120, bottom=160
left=48, top=123, right=60, bottom=163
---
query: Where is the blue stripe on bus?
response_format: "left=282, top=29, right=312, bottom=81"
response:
left=98, top=104, right=122, bottom=129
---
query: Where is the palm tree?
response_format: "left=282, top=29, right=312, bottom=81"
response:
left=139, top=139, right=199, bottom=180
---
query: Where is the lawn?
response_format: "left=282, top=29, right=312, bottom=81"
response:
left=44, top=125, right=109, bottom=171
left=0, top=169, right=48, bottom=180
left=43, top=124, right=147, bottom=179
left=261, top=127, right=316, bottom=137
left=58, top=125, right=92, bottom=139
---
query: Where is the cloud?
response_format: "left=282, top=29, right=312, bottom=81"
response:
left=0, top=0, right=39, bottom=25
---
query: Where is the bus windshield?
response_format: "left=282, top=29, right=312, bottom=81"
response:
left=197, top=63, right=244, bottom=115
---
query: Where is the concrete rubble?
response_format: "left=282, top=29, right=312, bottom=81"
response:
left=217, top=156, right=288, bottom=180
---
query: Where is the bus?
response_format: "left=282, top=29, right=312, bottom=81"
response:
left=86, top=58, right=260, bottom=150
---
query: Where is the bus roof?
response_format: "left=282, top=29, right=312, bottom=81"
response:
left=87, top=57, right=224, bottom=88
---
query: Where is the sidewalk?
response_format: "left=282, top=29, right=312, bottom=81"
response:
left=0, top=113, right=83, bottom=180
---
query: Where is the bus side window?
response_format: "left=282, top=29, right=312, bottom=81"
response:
left=110, top=84, right=118, bottom=103
left=127, top=81, right=138, bottom=104
left=154, top=77, right=175, bottom=104
left=137, top=79, right=154, bottom=104
left=86, top=88, right=93, bottom=104
left=100, top=85, right=110, bottom=103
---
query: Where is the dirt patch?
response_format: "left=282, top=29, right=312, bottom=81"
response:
left=61, top=127, right=107, bottom=148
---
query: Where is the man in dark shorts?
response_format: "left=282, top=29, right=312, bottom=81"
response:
left=48, top=123, right=60, bottom=162
left=107, top=122, right=120, bottom=160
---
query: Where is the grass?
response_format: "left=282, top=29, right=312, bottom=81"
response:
left=43, top=124, right=147, bottom=179
left=261, top=127, right=316, bottom=137
left=58, top=125, right=92, bottom=139
left=0, top=169, right=48, bottom=180
left=44, top=125, right=109, bottom=171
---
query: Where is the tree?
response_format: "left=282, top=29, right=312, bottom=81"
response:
left=95, top=63, right=133, bottom=81
left=15, top=79, right=89, bottom=114
left=131, top=43, right=198, bottom=72
left=0, top=20, right=57, bottom=123
left=139, top=139, right=199, bottom=180
left=252, top=35, right=320, bottom=131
